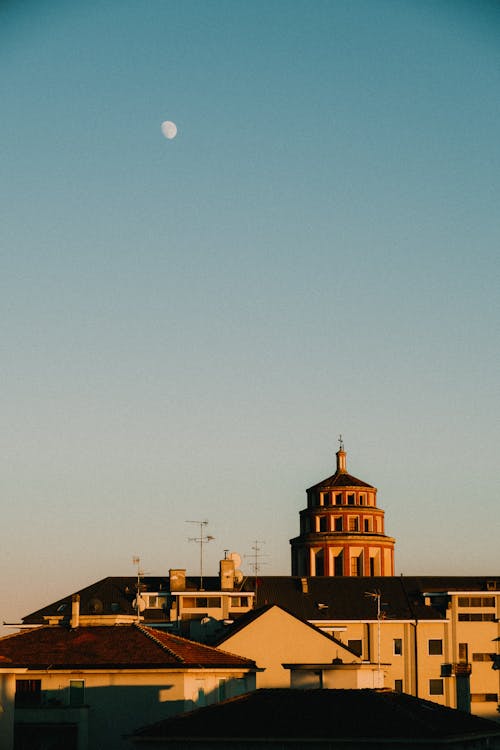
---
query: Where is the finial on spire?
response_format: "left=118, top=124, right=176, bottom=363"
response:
left=336, top=435, right=346, bottom=472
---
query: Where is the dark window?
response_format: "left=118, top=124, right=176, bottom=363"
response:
left=15, top=680, right=41, bottom=708
left=335, top=493, right=342, bottom=505
left=315, top=549, right=325, bottom=576
left=471, top=693, right=498, bottom=702
left=347, top=639, right=362, bottom=656
left=182, top=596, right=221, bottom=608
left=319, top=516, right=328, bottom=532
left=428, top=639, right=443, bottom=655
left=394, top=639, right=403, bottom=656
left=347, top=494, right=355, bottom=505
left=359, top=494, right=365, bottom=505
left=350, top=556, right=361, bottom=576
left=458, top=596, right=495, bottom=607
left=334, top=517, right=343, bottom=531
left=334, top=553, right=343, bottom=576
left=321, top=492, right=330, bottom=506
left=458, top=613, right=495, bottom=621
left=429, top=679, right=444, bottom=695
left=369, top=557, right=376, bottom=576
left=472, top=653, right=493, bottom=662
left=348, top=517, right=359, bottom=532
left=69, top=680, right=85, bottom=707
left=364, top=518, right=371, bottom=532
left=394, top=679, right=403, bottom=693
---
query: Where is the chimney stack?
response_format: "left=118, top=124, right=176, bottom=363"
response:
left=220, top=559, right=235, bottom=591
left=71, top=594, right=80, bottom=629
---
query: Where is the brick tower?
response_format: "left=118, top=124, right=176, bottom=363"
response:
left=290, top=439, right=395, bottom=577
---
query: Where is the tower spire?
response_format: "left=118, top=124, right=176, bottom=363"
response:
left=336, top=434, right=347, bottom=472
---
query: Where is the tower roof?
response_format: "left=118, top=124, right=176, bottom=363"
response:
left=307, top=446, right=374, bottom=491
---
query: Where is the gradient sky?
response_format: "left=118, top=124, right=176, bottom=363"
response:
left=1, top=1, right=499, bottom=629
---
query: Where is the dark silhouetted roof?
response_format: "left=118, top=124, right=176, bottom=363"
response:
left=22, top=575, right=500, bottom=627
left=0, top=624, right=256, bottom=670
left=132, top=688, right=500, bottom=742
left=308, top=470, right=374, bottom=490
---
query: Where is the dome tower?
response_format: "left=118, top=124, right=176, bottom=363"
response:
left=290, top=439, right=395, bottom=577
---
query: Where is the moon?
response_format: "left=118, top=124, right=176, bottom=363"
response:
left=161, top=120, right=177, bottom=140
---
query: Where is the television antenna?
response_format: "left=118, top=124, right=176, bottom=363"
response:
left=245, top=541, right=268, bottom=603
left=132, top=556, right=145, bottom=621
left=186, top=520, right=214, bottom=591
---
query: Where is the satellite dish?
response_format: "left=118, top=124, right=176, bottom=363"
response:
left=234, top=569, right=244, bottom=584
left=133, top=596, right=146, bottom=613
left=229, top=552, right=242, bottom=568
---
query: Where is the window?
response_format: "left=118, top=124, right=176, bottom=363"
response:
left=348, top=517, right=359, bottom=532
left=350, top=556, right=362, bottom=576
left=315, top=548, right=325, bottom=576
left=428, top=639, right=443, bottom=656
left=472, top=653, right=493, bottom=662
left=347, top=639, right=362, bottom=656
left=458, top=596, right=495, bottom=607
left=318, top=516, right=328, bottom=532
left=347, top=494, right=355, bottom=505
left=359, top=494, right=365, bottom=505
left=334, top=552, right=343, bottom=576
left=458, top=643, right=468, bottom=663
left=15, top=680, right=41, bottom=708
left=394, top=679, right=403, bottom=693
left=394, top=638, right=403, bottom=656
left=321, top=492, right=330, bottom=506
left=334, top=517, right=343, bottom=531
left=69, top=680, right=85, bottom=707
left=335, top=493, right=342, bottom=505
left=471, top=693, right=498, bottom=702
left=218, top=679, right=227, bottom=701
left=429, top=679, right=444, bottom=695
left=458, top=613, right=495, bottom=621
left=182, top=596, right=221, bottom=608
left=364, top=518, right=372, bottom=532
left=230, top=596, right=249, bottom=608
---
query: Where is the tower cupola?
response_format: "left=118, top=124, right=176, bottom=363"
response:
left=290, top=439, right=395, bottom=578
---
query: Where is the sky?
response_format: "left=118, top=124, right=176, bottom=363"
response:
left=1, top=0, right=499, bottom=629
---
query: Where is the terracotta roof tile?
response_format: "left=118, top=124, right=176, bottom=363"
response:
left=0, top=624, right=256, bottom=670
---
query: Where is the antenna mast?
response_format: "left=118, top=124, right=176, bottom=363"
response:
left=245, top=540, right=268, bottom=605
left=186, top=520, right=214, bottom=591
left=132, top=556, right=144, bottom=623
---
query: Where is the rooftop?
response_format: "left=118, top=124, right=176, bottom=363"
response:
left=132, top=688, right=500, bottom=742
left=0, top=623, right=257, bottom=670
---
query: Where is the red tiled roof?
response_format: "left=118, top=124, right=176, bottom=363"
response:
left=0, top=624, right=256, bottom=670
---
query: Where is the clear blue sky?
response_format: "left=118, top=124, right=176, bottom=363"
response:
left=1, top=1, right=499, bottom=627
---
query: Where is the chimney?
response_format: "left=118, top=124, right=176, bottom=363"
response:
left=169, top=569, right=186, bottom=592
left=220, top=559, right=235, bottom=591
left=71, top=594, right=80, bottom=628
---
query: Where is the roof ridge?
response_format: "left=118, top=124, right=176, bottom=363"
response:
left=135, top=624, right=185, bottom=663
